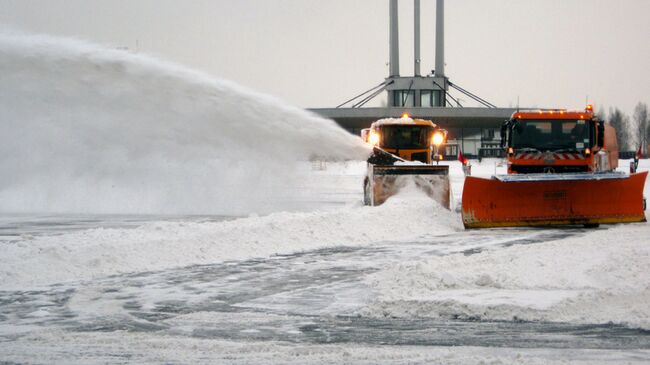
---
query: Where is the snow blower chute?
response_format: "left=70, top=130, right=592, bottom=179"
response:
left=361, top=116, right=450, bottom=208
left=462, top=105, right=647, bottom=228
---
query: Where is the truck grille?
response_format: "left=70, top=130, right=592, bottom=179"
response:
left=410, top=152, right=428, bottom=163
left=510, top=165, right=589, bottom=174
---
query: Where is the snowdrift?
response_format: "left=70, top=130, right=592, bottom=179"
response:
left=0, top=184, right=460, bottom=289
left=364, top=222, right=650, bottom=330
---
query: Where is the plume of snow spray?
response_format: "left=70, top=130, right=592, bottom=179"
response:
left=0, top=32, right=369, bottom=215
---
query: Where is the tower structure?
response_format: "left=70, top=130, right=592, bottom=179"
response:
left=386, top=0, right=447, bottom=108
left=310, top=0, right=518, bottom=158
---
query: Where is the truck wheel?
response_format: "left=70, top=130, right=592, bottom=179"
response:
left=363, top=179, right=371, bottom=206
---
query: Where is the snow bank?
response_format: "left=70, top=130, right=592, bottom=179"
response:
left=0, top=32, right=368, bottom=215
left=364, top=222, right=650, bottom=329
left=363, top=158, right=650, bottom=329
left=0, top=184, right=460, bottom=289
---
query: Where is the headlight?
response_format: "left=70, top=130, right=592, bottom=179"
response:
left=368, top=131, right=380, bottom=146
left=432, top=132, right=444, bottom=146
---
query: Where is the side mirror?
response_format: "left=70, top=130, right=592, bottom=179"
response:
left=360, top=128, right=370, bottom=143
left=501, top=119, right=514, bottom=148
left=597, top=121, right=605, bottom=148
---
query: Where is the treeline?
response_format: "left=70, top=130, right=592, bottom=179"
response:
left=599, top=102, right=649, bottom=154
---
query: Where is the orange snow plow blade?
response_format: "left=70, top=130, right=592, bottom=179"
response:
left=462, top=171, right=647, bottom=228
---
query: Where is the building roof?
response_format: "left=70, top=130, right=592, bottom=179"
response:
left=309, top=107, right=519, bottom=130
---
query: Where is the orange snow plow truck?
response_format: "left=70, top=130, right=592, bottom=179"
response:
left=361, top=115, right=450, bottom=208
left=462, top=105, right=647, bottom=228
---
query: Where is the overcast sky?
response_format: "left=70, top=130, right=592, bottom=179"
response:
left=1, top=0, right=648, bottom=115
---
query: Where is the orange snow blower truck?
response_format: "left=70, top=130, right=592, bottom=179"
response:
left=462, top=105, right=647, bottom=228
left=361, top=115, right=450, bottom=208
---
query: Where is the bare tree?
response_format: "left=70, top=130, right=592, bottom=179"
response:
left=593, top=105, right=606, bottom=120
left=608, top=107, right=631, bottom=151
left=633, top=102, right=649, bottom=156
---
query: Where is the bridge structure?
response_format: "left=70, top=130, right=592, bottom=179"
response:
left=309, top=0, right=519, bottom=158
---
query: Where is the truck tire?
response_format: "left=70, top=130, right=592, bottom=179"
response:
left=363, top=178, right=371, bottom=206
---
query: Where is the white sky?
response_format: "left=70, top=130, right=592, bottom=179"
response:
left=1, top=0, right=648, bottom=115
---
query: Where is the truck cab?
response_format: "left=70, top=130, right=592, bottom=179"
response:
left=361, top=115, right=446, bottom=164
left=501, top=105, right=617, bottom=174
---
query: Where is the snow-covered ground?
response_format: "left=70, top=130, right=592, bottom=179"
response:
left=0, top=162, right=458, bottom=289
left=365, top=158, right=650, bottom=329
left=2, top=159, right=649, bottom=363
left=365, top=218, right=650, bottom=329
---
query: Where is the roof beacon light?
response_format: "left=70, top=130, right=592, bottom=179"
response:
left=586, top=104, right=594, bottom=112
left=401, top=113, right=410, bottom=119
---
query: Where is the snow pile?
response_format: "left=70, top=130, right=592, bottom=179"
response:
left=0, top=184, right=460, bottom=289
left=364, top=222, right=650, bottom=329
left=0, top=32, right=368, bottom=215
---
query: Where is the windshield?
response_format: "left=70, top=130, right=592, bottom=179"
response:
left=511, top=119, right=591, bottom=151
left=380, top=125, right=432, bottom=149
